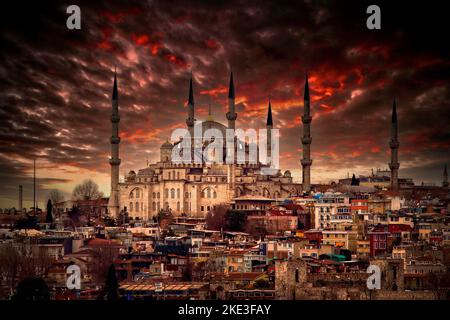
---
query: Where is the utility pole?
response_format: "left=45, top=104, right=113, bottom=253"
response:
left=33, top=159, right=36, bottom=212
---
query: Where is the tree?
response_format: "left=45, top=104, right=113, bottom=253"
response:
left=351, top=174, right=360, bottom=186
left=72, top=179, right=104, bottom=201
left=48, top=189, right=65, bottom=205
left=13, top=277, right=50, bottom=301
left=104, top=264, right=118, bottom=300
left=46, top=199, right=53, bottom=223
left=206, top=204, right=228, bottom=231
left=91, top=245, right=120, bottom=285
left=225, top=210, right=247, bottom=231
left=0, top=243, right=54, bottom=296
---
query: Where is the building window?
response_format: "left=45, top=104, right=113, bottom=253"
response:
left=171, top=188, right=175, bottom=199
left=135, top=202, right=139, bottom=212
left=177, top=188, right=180, bottom=198
left=207, top=188, right=211, bottom=198
left=201, top=206, right=204, bottom=211
left=130, top=191, right=134, bottom=199
left=168, top=172, right=171, bottom=180
left=157, top=192, right=160, bottom=199
left=130, top=202, right=133, bottom=211
left=185, top=192, right=189, bottom=198
left=136, top=189, right=140, bottom=198
left=213, top=191, right=217, bottom=198
left=152, top=192, right=156, bottom=198
left=165, top=189, right=169, bottom=198
left=152, top=202, right=156, bottom=210
left=177, top=172, right=180, bottom=179
left=177, top=202, right=180, bottom=211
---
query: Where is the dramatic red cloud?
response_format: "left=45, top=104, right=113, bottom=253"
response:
left=131, top=32, right=164, bottom=56
left=205, top=39, right=220, bottom=50
left=200, top=85, right=228, bottom=97
left=165, top=54, right=188, bottom=68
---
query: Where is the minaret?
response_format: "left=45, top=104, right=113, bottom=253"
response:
left=443, top=164, right=449, bottom=187
left=108, top=69, right=121, bottom=218
left=226, top=71, right=237, bottom=130
left=389, top=99, right=400, bottom=191
left=266, top=98, right=273, bottom=164
left=186, top=75, right=195, bottom=153
left=226, top=71, right=237, bottom=198
left=301, top=74, right=312, bottom=192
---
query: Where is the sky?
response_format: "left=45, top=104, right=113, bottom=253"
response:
left=0, top=0, right=449, bottom=208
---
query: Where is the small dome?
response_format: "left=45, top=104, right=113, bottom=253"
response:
left=126, top=170, right=137, bottom=182
left=161, top=140, right=173, bottom=148
left=284, top=170, right=292, bottom=178
left=138, top=168, right=155, bottom=176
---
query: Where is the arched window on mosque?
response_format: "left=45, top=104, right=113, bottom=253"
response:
left=185, top=192, right=189, bottom=199
left=157, top=192, right=160, bottom=199
left=135, top=202, right=139, bottom=212
left=164, top=189, right=169, bottom=198
left=177, top=189, right=180, bottom=198
left=177, top=172, right=180, bottom=180
left=168, top=172, right=171, bottom=180
left=213, top=191, right=217, bottom=198
left=130, top=202, right=133, bottom=211
left=152, top=192, right=156, bottom=198
left=130, top=191, right=134, bottom=199
left=171, top=188, right=175, bottom=199
left=172, top=170, right=176, bottom=179
left=207, top=188, right=211, bottom=198
left=136, top=189, right=140, bottom=198
left=177, top=202, right=180, bottom=211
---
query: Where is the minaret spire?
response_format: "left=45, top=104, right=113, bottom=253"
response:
left=186, top=73, right=195, bottom=158
left=266, top=98, right=273, bottom=164
left=108, top=68, right=121, bottom=218
left=188, top=75, right=194, bottom=106
left=443, top=164, right=449, bottom=187
left=389, top=99, right=400, bottom=191
left=266, top=98, right=273, bottom=126
left=226, top=70, right=237, bottom=130
left=301, top=73, right=312, bottom=192
left=186, top=73, right=195, bottom=127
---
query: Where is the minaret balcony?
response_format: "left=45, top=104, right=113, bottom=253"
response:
left=301, top=159, right=313, bottom=166
left=301, top=137, right=312, bottom=144
left=111, top=114, right=120, bottom=123
left=226, top=111, right=237, bottom=121
left=186, top=118, right=195, bottom=127
left=109, top=158, right=121, bottom=166
left=110, top=136, right=121, bottom=144
left=389, top=162, right=400, bottom=170
left=389, top=141, right=399, bottom=148
left=302, top=115, right=312, bottom=123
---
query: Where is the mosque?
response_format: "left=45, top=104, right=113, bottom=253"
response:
left=107, top=71, right=306, bottom=219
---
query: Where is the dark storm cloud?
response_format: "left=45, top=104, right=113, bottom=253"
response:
left=0, top=0, right=449, bottom=206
